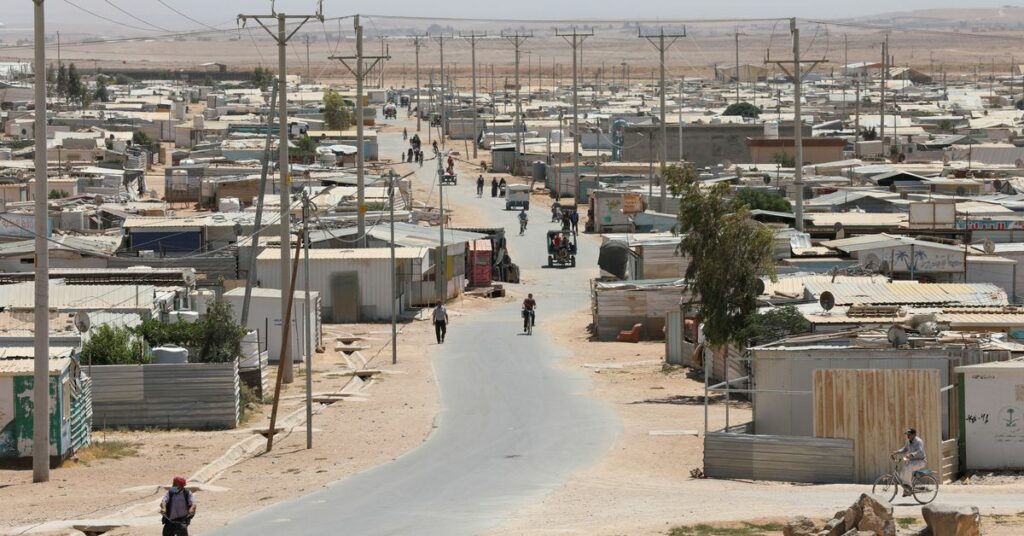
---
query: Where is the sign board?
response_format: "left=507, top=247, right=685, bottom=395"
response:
left=0, top=214, right=52, bottom=238
left=908, top=201, right=956, bottom=228
left=622, top=193, right=644, bottom=214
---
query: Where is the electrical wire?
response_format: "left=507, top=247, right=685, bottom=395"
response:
left=61, top=0, right=164, bottom=33
left=156, top=0, right=221, bottom=30
left=104, top=0, right=175, bottom=33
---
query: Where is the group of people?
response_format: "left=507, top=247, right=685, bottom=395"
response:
left=551, top=201, right=580, bottom=234
left=403, top=132, right=425, bottom=166
left=476, top=176, right=506, bottom=197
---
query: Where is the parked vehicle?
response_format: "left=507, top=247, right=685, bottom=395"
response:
left=505, top=184, right=530, bottom=210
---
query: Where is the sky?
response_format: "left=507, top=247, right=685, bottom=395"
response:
left=1, top=0, right=1011, bottom=28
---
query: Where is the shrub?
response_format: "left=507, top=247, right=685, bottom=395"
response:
left=80, top=324, right=148, bottom=365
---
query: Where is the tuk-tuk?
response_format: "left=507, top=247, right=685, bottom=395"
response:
left=441, top=172, right=457, bottom=185
left=505, top=184, right=530, bottom=210
left=546, top=230, right=577, bottom=268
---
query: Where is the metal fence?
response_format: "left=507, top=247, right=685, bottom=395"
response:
left=704, top=432, right=855, bottom=483
left=88, top=362, right=239, bottom=430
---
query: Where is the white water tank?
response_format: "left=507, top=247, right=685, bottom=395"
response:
left=191, top=289, right=215, bottom=314
left=193, top=115, right=205, bottom=129
left=764, top=120, right=779, bottom=139
left=239, top=330, right=260, bottom=368
left=218, top=196, right=241, bottom=213
left=152, top=345, right=189, bottom=364
left=168, top=310, right=200, bottom=323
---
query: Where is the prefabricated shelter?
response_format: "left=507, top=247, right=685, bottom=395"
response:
left=601, top=233, right=687, bottom=280
left=955, top=360, right=1024, bottom=471
left=222, top=288, right=322, bottom=363
left=591, top=278, right=689, bottom=341
left=467, top=239, right=493, bottom=287
left=256, top=248, right=429, bottom=322
left=588, top=190, right=642, bottom=234
left=0, top=356, right=92, bottom=462
left=365, top=223, right=482, bottom=305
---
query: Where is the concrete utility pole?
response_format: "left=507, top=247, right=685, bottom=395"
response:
left=241, top=86, right=279, bottom=327
left=557, top=27, right=591, bottom=202
left=639, top=26, right=685, bottom=212
left=379, top=36, right=388, bottom=88
left=854, top=79, right=861, bottom=157
left=32, top=0, right=49, bottom=484
left=434, top=147, right=448, bottom=302
left=880, top=34, right=888, bottom=144
left=502, top=31, right=532, bottom=177
left=734, top=29, right=746, bottom=105
left=410, top=35, right=426, bottom=132
left=460, top=32, right=486, bottom=160
left=329, top=16, right=390, bottom=248
left=433, top=34, right=453, bottom=147
left=238, top=1, right=323, bottom=385
left=304, top=34, right=311, bottom=82
left=768, top=18, right=826, bottom=232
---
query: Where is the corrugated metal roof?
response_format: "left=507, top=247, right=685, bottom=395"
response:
left=0, top=282, right=159, bottom=310
left=223, top=288, right=321, bottom=300
left=955, top=359, right=1024, bottom=373
left=367, top=222, right=486, bottom=247
left=804, top=281, right=1008, bottom=307
left=256, top=247, right=429, bottom=261
left=0, top=357, right=72, bottom=376
left=761, top=273, right=889, bottom=299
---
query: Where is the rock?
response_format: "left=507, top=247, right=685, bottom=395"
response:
left=851, top=493, right=895, bottom=536
left=784, top=516, right=818, bottom=536
left=922, top=504, right=981, bottom=536
left=823, top=517, right=847, bottom=536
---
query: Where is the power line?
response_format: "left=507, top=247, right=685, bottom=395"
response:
left=104, top=0, right=175, bottom=33
left=61, top=0, right=164, bottom=33
left=156, top=0, right=220, bottom=30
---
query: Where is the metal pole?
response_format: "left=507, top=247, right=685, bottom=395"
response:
left=678, top=78, right=684, bottom=162
left=792, top=19, right=805, bottom=232
left=414, top=36, right=422, bottom=132
left=880, top=35, right=887, bottom=144
left=435, top=149, right=446, bottom=303
left=32, top=0, right=50, bottom=483
left=388, top=173, right=397, bottom=365
left=658, top=30, right=668, bottom=212
left=735, top=30, right=741, bottom=104
left=303, top=192, right=312, bottom=449
left=276, top=14, right=294, bottom=383
left=557, top=29, right=590, bottom=203
left=241, top=85, right=278, bottom=326
left=355, top=17, right=366, bottom=247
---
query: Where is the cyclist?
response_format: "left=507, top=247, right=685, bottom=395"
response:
left=892, top=427, right=927, bottom=496
left=160, top=476, right=197, bottom=536
left=518, top=208, right=528, bottom=235
left=522, top=293, right=537, bottom=333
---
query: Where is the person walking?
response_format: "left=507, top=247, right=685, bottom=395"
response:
left=570, top=210, right=579, bottom=235
left=160, top=476, right=197, bottom=536
left=432, top=302, right=449, bottom=344
left=403, top=128, right=408, bottom=141
left=407, top=148, right=414, bottom=163
left=476, top=174, right=485, bottom=196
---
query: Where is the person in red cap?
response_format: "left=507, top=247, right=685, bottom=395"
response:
left=160, top=476, right=197, bottom=535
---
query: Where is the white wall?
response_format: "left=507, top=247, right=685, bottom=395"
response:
left=962, top=367, right=1024, bottom=470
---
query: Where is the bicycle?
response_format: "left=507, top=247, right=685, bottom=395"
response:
left=872, top=454, right=939, bottom=504
left=522, top=309, right=535, bottom=335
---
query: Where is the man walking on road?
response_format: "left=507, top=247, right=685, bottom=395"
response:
left=570, top=210, right=579, bottom=235
left=432, top=302, right=449, bottom=344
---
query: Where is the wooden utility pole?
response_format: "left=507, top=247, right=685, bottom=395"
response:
left=461, top=32, right=487, bottom=160
left=639, top=26, right=685, bottom=211
left=238, top=1, right=323, bottom=385
left=557, top=27, right=592, bottom=202
left=734, top=29, right=747, bottom=105
left=880, top=34, right=888, bottom=144
left=433, top=33, right=453, bottom=147
left=768, top=18, right=826, bottom=232
left=411, top=35, right=426, bottom=132
left=329, top=16, right=389, bottom=247
left=502, top=31, right=533, bottom=176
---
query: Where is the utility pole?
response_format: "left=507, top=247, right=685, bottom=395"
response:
left=238, top=1, right=323, bottom=385
left=32, top=0, right=50, bottom=484
left=733, top=29, right=746, bottom=105
left=411, top=35, right=426, bottom=132
left=329, top=16, right=389, bottom=248
left=768, top=18, right=826, bottom=232
left=304, top=34, right=311, bottom=82
left=502, top=31, right=533, bottom=177
left=843, top=34, right=848, bottom=121
left=301, top=191, right=313, bottom=449
left=434, top=147, right=448, bottom=302
left=639, top=26, right=685, bottom=212
left=461, top=32, right=486, bottom=160
left=854, top=79, right=861, bottom=157
left=433, top=33, right=452, bottom=147
left=880, top=34, right=888, bottom=144
left=379, top=36, right=388, bottom=88
left=386, top=170, right=399, bottom=365
left=557, top=27, right=591, bottom=203
left=241, top=86, right=279, bottom=326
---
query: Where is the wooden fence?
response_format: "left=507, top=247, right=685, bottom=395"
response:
left=704, top=432, right=855, bottom=483
left=813, top=369, right=943, bottom=484
left=88, top=362, right=239, bottom=430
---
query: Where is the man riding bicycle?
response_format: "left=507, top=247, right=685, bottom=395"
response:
left=892, top=427, right=927, bottom=496
left=522, top=293, right=537, bottom=333
left=518, top=208, right=528, bottom=235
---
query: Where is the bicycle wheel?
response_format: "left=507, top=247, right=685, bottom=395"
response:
left=872, top=473, right=899, bottom=502
left=912, top=473, right=939, bottom=505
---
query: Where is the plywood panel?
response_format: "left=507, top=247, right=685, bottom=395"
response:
left=813, top=369, right=941, bottom=484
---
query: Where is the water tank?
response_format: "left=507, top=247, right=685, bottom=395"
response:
left=152, top=345, right=189, bottom=364
left=193, top=115, right=205, bottom=129
left=239, top=330, right=260, bottom=368
left=168, top=310, right=200, bottom=323
left=763, top=120, right=779, bottom=139
left=218, top=196, right=241, bottom=213
left=0, top=148, right=12, bottom=160
left=60, top=210, right=85, bottom=231
left=191, top=289, right=215, bottom=314
left=532, top=161, right=547, bottom=182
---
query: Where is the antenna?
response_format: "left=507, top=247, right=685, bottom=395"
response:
left=887, top=325, right=909, bottom=347
left=73, top=311, right=91, bottom=333
left=819, top=291, right=835, bottom=311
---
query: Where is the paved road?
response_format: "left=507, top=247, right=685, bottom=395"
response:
left=213, top=120, right=618, bottom=535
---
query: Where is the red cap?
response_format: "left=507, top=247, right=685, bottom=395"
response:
left=172, top=476, right=187, bottom=488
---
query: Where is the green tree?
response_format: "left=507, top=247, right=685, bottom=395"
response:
left=67, top=63, right=83, bottom=105
left=94, top=76, right=110, bottom=102
left=772, top=152, right=795, bottom=167
left=666, top=164, right=777, bottom=348
left=936, top=119, right=954, bottom=132
left=48, top=189, right=70, bottom=199
left=292, top=135, right=317, bottom=164
left=733, top=189, right=792, bottom=212
left=195, top=300, right=247, bottom=363
left=250, top=66, right=275, bottom=91
left=80, top=324, right=148, bottom=365
left=323, top=89, right=352, bottom=130
left=723, top=101, right=760, bottom=119
left=55, top=63, right=68, bottom=101
left=861, top=127, right=878, bottom=141
left=132, top=130, right=153, bottom=148
left=733, top=305, right=812, bottom=348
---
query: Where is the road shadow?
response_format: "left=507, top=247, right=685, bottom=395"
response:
left=631, top=394, right=752, bottom=408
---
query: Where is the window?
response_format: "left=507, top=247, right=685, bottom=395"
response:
left=20, top=258, right=33, bottom=265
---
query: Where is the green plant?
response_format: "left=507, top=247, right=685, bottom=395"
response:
left=733, top=305, right=811, bottom=348
left=323, top=89, right=352, bottom=130
left=861, top=127, right=878, bottom=141
left=292, top=135, right=317, bottom=164
left=667, top=168, right=776, bottom=348
left=937, top=119, right=954, bottom=132
left=94, top=76, right=110, bottom=103
left=195, top=300, right=247, bottom=363
left=668, top=522, right=785, bottom=536
left=80, top=324, right=149, bottom=365
left=733, top=189, right=791, bottom=212
left=48, top=189, right=70, bottom=199
left=132, top=131, right=153, bottom=148
left=239, top=383, right=260, bottom=423
left=136, top=317, right=204, bottom=350
left=73, top=440, right=140, bottom=464
left=723, top=101, right=760, bottom=119
left=250, top=66, right=275, bottom=91
left=771, top=152, right=795, bottom=167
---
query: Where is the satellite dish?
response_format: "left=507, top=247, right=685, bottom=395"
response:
left=819, top=291, right=836, bottom=311
left=888, top=325, right=909, bottom=347
left=984, top=239, right=996, bottom=255
left=763, top=174, right=771, bottom=185
left=755, top=278, right=766, bottom=295
left=73, top=311, right=91, bottom=333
